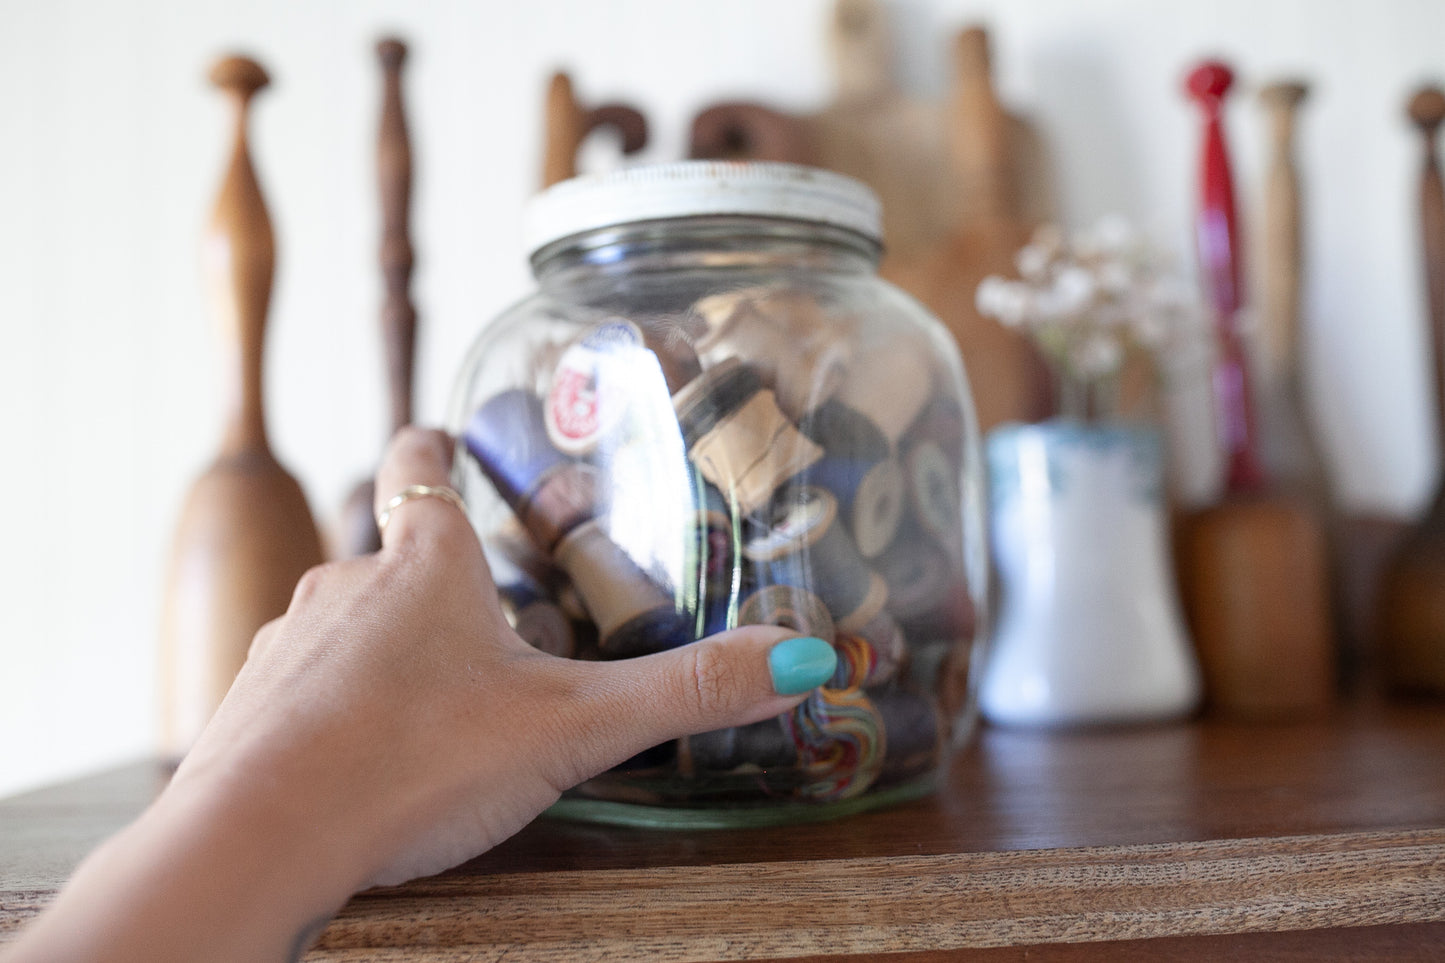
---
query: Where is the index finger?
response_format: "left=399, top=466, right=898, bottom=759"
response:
left=373, top=427, right=472, bottom=551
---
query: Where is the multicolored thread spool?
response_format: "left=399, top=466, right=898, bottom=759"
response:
left=784, top=686, right=886, bottom=801
left=463, top=388, right=602, bottom=552
left=674, top=357, right=823, bottom=516
left=743, top=486, right=889, bottom=634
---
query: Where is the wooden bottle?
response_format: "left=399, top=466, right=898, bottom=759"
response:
left=541, top=72, right=647, bottom=188
left=1173, top=61, right=1334, bottom=718
left=159, top=56, right=325, bottom=753
left=1377, top=86, right=1445, bottom=696
left=339, top=37, right=418, bottom=557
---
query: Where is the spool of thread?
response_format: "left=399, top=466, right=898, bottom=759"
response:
left=837, top=342, right=935, bottom=447
left=905, top=439, right=964, bottom=559
left=637, top=317, right=704, bottom=395
left=738, top=583, right=836, bottom=643
left=784, top=686, right=887, bottom=802
left=544, top=318, right=656, bottom=456
left=799, top=400, right=906, bottom=558
left=872, top=688, right=944, bottom=787
left=674, top=358, right=824, bottom=516
left=743, top=486, right=889, bottom=633
left=902, top=393, right=968, bottom=466
left=851, top=610, right=908, bottom=687
left=876, top=532, right=976, bottom=642
left=498, top=583, right=577, bottom=659
left=679, top=718, right=797, bottom=775
left=554, top=519, right=692, bottom=657
left=691, top=286, right=849, bottom=421
left=690, top=476, right=738, bottom=600
left=463, top=389, right=601, bottom=552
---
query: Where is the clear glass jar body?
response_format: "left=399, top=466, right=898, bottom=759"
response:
left=448, top=214, right=987, bottom=827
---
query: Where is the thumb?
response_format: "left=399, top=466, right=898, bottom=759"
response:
left=576, top=626, right=838, bottom=765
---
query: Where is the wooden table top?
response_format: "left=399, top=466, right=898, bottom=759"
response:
left=3, top=697, right=1444, bottom=960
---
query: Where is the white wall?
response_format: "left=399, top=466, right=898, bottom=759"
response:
left=3, top=0, right=1441, bottom=797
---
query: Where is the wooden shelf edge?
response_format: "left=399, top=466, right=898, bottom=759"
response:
left=283, top=827, right=1445, bottom=961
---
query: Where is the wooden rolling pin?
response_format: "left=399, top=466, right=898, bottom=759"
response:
left=1377, top=86, right=1445, bottom=697
left=1173, top=61, right=1334, bottom=719
left=340, top=37, right=418, bottom=556
left=159, top=55, right=325, bottom=753
left=541, top=71, right=647, bottom=188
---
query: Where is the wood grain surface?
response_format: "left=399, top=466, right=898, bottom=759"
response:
left=3, top=700, right=1443, bottom=959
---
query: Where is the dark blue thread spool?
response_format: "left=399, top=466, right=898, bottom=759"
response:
left=872, top=688, right=944, bottom=787
left=463, top=388, right=601, bottom=552
left=798, top=400, right=906, bottom=558
left=876, top=530, right=975, bottom=643
left=498, top=581, right=577, bottom=659
left=743, top=486, right=888, bottom=634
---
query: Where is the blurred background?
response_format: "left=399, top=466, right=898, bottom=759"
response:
left=3, top=0, right=1442, bottom=796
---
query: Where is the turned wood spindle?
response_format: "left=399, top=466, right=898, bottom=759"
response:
left=341, top=37, right=421, bottom=556
left=160, top=55, right=325, bottom=752
left=1186, top=61, right=1267, bottom=494
left=1410, top=87, right=1445, bottom=452
left=541, top=72, right=647, bottom=188
left=1376, top=86, right=1445, bottom=697
left=1259, top=82, right=1309, bottom=386
left=950, top=27, right=1019, bottom=229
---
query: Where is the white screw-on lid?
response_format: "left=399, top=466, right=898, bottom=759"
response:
left=523, top=161, right=882, bottom=258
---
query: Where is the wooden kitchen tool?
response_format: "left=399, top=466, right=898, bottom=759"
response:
left=1376, top=85, right=1445, bottom=696
left=541, top=71, right=647, bottom=188
left=1174, top=61, right=1334, bottom=718
left=879, top=26, right=1053, bottom=432
left=688, top=8, right=1053, bottom=431
left=339, top=37, right=418, bottom=557
left=159, top=55, right=326, bottom=752
left=1257, top=80, right=1332, bottom=504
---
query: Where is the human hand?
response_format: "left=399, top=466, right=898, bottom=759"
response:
left=5, top=427, right=836, bottom=962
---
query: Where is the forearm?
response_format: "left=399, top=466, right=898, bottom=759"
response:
left=3, top=775, right=361, bottom=963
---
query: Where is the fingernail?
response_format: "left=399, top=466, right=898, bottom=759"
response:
left=768, top=636, right=837, bottom=695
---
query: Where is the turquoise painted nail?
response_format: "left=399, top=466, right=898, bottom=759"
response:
left=768, top=636, right=837, bottom=695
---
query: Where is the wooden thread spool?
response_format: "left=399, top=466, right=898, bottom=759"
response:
left=674, top=358, right=824, bottom=516
left=159, top=56, right=326, bottom=753
left=553, top=520, right=692, bottom=657
left=799, top=400, right=906, bottom=558
left=738, top=583, right=837, bottom=643
left=904, top=440, right=964, bottom=560
left=499, top=583, right=576, bottom=659
left=876, top=531, right=975, bottom=643
left=679, top=718, right=797, bottom=776
left=545, top=319, right=658, bottom=457
left=692, top=477, right=738, bottom=600
left=743, top=486, right=888, bottom=634
left=836, top=341, right=935, bottom=448
left=462, top=389, right=600, bottom=552
left=691, top=287, right=850, bottom=422
left=340, top=37, right=419, bottom=556
left=873, top=688, right=944, bottom=785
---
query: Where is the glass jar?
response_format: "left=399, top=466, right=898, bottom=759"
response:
left=448, top=162, right=987, bottom=827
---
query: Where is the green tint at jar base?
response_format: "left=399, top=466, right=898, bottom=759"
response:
left=448, top=161, right=989, bottom=828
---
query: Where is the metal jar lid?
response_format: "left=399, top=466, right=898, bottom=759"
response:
left=524, top=161, right=883, bottom=258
